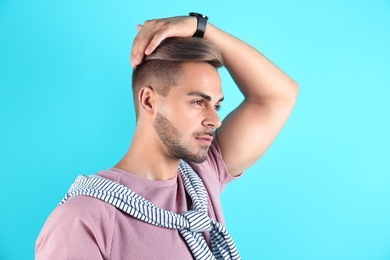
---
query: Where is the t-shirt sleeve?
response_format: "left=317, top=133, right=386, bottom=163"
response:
left=210, top=136, right=243, bottom=187
left=36, top=196, right=115, bottom=260
left=191, top=136, right=243, bottom=193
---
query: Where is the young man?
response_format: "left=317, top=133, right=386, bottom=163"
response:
left=36, top=13, right=298, bottom=259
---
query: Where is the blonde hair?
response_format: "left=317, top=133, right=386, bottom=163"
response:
left=132, top=37, right=223, bottom=117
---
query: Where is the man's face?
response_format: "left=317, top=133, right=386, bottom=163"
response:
left=153, top=62, right=223, bottom=163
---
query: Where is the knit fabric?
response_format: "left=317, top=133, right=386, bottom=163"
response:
left=61, top=160, right=240, bottom=260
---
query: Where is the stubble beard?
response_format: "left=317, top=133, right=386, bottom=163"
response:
left=153, top=112, right=210, bottom=163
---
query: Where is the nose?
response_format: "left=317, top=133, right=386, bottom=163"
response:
left=203, top=107, right=222, bottom=129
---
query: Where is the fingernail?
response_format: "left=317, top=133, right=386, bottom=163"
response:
left=131, top=56, right=138, bottom=68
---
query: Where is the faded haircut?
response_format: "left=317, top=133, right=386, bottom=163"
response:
left=131, top=37, right=224, bottom=118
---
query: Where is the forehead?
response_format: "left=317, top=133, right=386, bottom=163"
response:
left=171, top=62, right=223, bottom=99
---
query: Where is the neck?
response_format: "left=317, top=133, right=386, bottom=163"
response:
left=114, top=124, right=180, bottom=181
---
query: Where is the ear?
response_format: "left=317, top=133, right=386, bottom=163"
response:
left=138, top=86, right=155, bottom=116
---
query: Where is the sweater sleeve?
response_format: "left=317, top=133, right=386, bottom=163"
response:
left=36, top=196, right=116, bottom=260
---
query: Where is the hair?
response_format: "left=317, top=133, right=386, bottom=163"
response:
left=132, top=37, right=224, bottom=118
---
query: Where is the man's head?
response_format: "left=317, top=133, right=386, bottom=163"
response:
left=132, top=37, right=223, bottom=118
left=131, top=37, right=224, bottom=163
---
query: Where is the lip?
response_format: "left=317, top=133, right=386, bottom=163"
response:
left=195, top=136, right=213, bottom=145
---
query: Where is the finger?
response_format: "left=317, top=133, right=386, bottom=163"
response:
left=131, top=25, right=143, bottom=67
left=131, top=36, right=147, bottom=67
left=144, top=30, right=170, bottom=55
left=131, top=17, right=195, bottom=67
left=131, top=20, right=164, bottom=67
left=144, top=17, right=197, bottom=55
left=131, top=36, right=148, bottom=67
left=132, top=38, right=154, bottom=66
left=131, top=25, right=154, bottom=67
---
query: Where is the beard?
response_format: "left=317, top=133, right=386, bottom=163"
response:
left=153, top=112, right=212, bottom=163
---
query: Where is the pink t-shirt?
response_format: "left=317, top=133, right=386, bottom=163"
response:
left=36, top=140, right=239, bottom=260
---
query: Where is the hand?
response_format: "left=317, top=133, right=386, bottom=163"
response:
left=130, top=16, right=197, bottom=68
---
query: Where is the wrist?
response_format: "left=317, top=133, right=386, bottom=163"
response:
left=189, top=12, right=208, bottom=38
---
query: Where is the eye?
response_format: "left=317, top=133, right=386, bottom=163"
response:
left=193, top=100, right=203, bottom=106
left=214, top=105, right=222, bottom=111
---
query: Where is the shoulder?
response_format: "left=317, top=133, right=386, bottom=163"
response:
left=52, top=169, right=122, bottom=229
left=56, top=194, right=116, bottom=223
left=36, top=185, right=117, bottom=259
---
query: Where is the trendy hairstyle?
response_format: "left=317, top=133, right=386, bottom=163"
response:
left=132, top=37, right=224, bottom=118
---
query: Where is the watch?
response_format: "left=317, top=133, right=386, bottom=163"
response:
left=189, top=12, right=208, bottom=38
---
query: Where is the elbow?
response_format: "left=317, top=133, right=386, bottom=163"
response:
left=285, top=79, right=299, bottom=106
left=292, top=80, right=300, bottom=101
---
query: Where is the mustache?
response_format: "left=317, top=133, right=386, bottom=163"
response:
left=194, top=129, right=215, bottom=137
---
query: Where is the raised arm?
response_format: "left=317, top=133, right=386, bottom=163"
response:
left=203, top=24, right=299, bottom=177
left=131, top=15, right=299, bottom=177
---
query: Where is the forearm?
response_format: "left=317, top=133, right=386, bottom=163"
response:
left=204, top=23, right=299, bottom=104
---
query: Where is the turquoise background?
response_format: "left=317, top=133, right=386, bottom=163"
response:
left=1, top=0, right=390, bottom=259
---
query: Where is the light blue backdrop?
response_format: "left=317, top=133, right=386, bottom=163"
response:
left=1, top=0, right=389, bottom=259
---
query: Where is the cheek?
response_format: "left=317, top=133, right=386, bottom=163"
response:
left=159, top=99, right=202, bottom=126
left=170, top=111, right=200, bottom=134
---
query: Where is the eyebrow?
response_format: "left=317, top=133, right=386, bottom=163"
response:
left=187, top=91, right=224, bottom=103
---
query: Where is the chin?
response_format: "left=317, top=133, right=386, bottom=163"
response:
left=170, top=144, right=209, bottom=164
left=183, top=151, right=208, bottom=164
left=187, top=157, right=207, bottom=164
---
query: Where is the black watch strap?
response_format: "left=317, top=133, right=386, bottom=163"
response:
left=189, top=12, right=208, bottom=38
